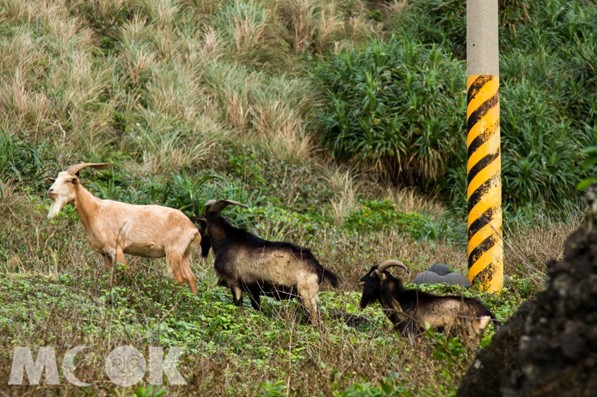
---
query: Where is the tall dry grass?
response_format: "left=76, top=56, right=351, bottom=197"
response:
left=321, top=166, right=361, bottom=225
left=274, top=0, right=375, bottom=54
left=384, top=186, right=446, bottom=217
left=0, top=0, right=384, bottom=174
left=504, top=212, right=583, bottom=283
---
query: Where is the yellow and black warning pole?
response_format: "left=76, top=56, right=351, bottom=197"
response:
left=466, top=0, right=503, bottom=292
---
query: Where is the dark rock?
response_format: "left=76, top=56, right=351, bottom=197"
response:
left=412, top=271, right=442, bottom=285
left=458, top=219, right=597, bottom=397
left=412, top=266, right=471, bottom=287
left=444, top=272, right=472, bottom=287
left=428, top=263, right=453, bottom=276
left=560, top=329, right=587, bottom=360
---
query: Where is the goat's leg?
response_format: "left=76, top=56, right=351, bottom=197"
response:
left=114, top=248, right=127, bottom=268
left=298, top=279, right=320, bottom=326
left=181, top=261, right=197, bottom=294
left=167, top=249, right=197, bottom=294
left=181, top=233, right=199, bottom=294
left=230, top=284, right=243, bottom=306
left=102, top=253, right=113, bottom=270
left=247, top=285, right=261, bottom=310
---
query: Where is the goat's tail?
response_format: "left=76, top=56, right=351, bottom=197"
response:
left=484, top=307, right=501, bottom=330
left=322, top=268, right=340, bottom=288
left=490, top=313, right=501, bottom=330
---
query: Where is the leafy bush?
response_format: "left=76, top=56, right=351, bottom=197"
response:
left=311, top=38, right=465, bottom=188
left=313, top=0, right=596, bottom=210
left=0, top=131, right=56, bottom=192
left=248, top=204, right=327, bottom=242
left=343, top=200, right=432, bottom=240
left=258, top=380, right=287, bottom=397
left=577, top=129, right=597, bottom=190
left=498, top=82, right=592, bottom=205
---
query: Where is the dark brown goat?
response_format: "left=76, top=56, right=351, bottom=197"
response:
left=359, top=260, right=498, bottom=343
left=195, top=199, right=339, bottom=326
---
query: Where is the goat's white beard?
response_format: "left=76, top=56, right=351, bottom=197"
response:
left=47, top=198, right=67, bottom=219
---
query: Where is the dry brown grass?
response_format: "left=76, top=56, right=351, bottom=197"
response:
left=0, top=0, right=381, bottom=175
left=274, top=0, right=375, bottom=54
left=230, top=1, right=269, bottom=56
left=250, top=98, right=312, bottom=163
left=504, top=213, right=583, bottom=281
left=0, top=0, right=116, bottom=153
left=384, top=186, right=447, bottom=217
left=142, top=0, right=180, bottom=29
left=321, top=166, right=361, bottom=225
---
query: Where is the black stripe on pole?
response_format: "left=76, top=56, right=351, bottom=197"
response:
left=467, top=75, right=493, bottom=103
left=467, top=94, right=499, bottom=132
left=468, top=208, right=494, bottom=240
left=468, top=175, right=498, bottom=211
left=469, top=234, right=498, bottom=264
left=467, top=151, right=500, bottom=185
left=467, top=119, right=499, bottom=157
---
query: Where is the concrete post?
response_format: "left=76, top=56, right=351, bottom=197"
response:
left=466, top=0, right=503, bottom=292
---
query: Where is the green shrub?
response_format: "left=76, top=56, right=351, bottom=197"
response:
left=311, top=38, right=465, bottom=188
left=499, top=81, right=591, bottom=205
left=343, top=200, right=432, bottom=240
left=247, top=203, right=328, bottom=242
left=313, top=0, right=596, bottom=210
left=0, top=131, right=56, bottom=192
left=577, top=127, right=597, bottom=190
left=258, top=380, right=287, bottom=397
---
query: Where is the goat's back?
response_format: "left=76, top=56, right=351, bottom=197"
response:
left=96, top=201, right=198, bottom=252
left=216, top=241, right=324, bottom=285
left=411, top=293, right=494, bottom=326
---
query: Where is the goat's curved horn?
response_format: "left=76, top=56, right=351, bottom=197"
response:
left=204, top=199, right=248, bottom=214
left=377, top=259, right=409, bottom=273
left=65, top=163, right=112, bottom=175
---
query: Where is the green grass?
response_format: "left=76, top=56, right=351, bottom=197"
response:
left=0, top=176, right=576, bottom=395
left=0, top=260, right=529, bottom=396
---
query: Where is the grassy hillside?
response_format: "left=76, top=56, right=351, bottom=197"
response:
left=0, top=0, right=592, bottom=395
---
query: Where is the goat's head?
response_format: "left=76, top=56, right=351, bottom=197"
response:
left=47, top=162, right=111, bottom=219
left=195, top=199, right=248, bottom=256
left=191, top=217, right=211, bottom=258
left=359, top=260, right=408, bottom=309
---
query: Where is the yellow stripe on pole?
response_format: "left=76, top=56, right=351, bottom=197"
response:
left=466, top=74, right=503, bottom=292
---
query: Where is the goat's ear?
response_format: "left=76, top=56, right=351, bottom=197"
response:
left=71, top=176, right=80, bottom=185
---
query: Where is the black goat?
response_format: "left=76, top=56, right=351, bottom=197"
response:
left=359, top=260, right=499, bottom=343
left=195, top=199, right=339, bottom=326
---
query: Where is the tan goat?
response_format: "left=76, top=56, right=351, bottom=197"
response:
left=47, top=163, right=200, bottom=293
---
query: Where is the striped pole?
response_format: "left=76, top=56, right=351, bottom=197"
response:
left=466, top=0, right=503, bottom=292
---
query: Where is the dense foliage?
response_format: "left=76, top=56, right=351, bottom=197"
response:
left=311, top=39, right=465, bottom=188
left=312, top=0, right=596, bottom=209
